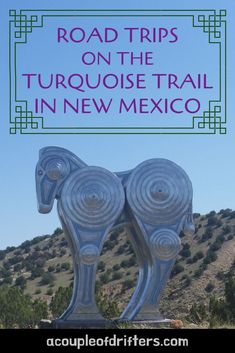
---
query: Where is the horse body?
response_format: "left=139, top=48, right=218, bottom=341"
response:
left=36, top=146, right=194, bottom=325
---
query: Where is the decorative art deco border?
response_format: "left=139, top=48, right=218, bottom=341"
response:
left=9, top=9, right=227, bottom=134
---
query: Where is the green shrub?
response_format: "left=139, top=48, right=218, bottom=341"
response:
left=208, top=277, right=235, bottom=324
left=190, top=276, right=235, bottom=326
left=182, top=274, right=192, bottom=287
left=185, top=277, right=192, bottom=287
left=124, top=241, right=134, bottom=255
left=127, top=256, right=136, bottom=267
left=180, top=248, right=191, bottom=258
left=98, top=261, right=105, bottom=272
left=206, top=211, right=216, bottom=218
left=122, top=279, right=135, bottom=290
left=100, top=272, right=110, bottom=284
left=96, top=294, right=120, bottom=319
left=205, top=282, right=215, bottom=293
left=48, top=265, right=55, bottom=272
left=50, top=286, right=72, bottom=317
left=194, top=268, right=203, bottom=278
left=35, top=258, right=46, bottom=268
left=112, top=271, right=122, bottom=281
left=8, top=255, right=24, bottom=266
left=209, top=241, right=222, bottom=252
left=20, top=240, right=31, bottom=249
left=200, top=233, right=211, bottom=243
left=194, top=263, right=207, bottom=278
left=60, top=249, right=66, bottom=257
left=106, top=268, right=112, bottom=275
left=0, top=286, right=48, bottom=328
left=225, top=276, right=235, bottom=312
left=121, top=256, right=136, bottom=268
left=0, top=268, right=11, bottom=278
left=113, top=264, right=121, bottom=271
left=184, top=243, right=190, bottom=249
left=55, top=264, right=61, bottom=273
left=223, top=225, right=231, bottom=234
left=110, top=230, right=120, bottom=243
left=190, top=303, right=207, bottom=323
left=203, top=251, right=217, bottom=265
left=216, top=219, right=223, bottom=227
left=194, top=251, right=204, bottom=261
left=120, top=259, right=130, bottom=268
left=229, top=211, right=235, bottom=219
left=46, top=288, right=53, bottom=296
left=61, top=262, right=70, bottom=271
left=40, top=272, right=55, bottom=286
left=2, top=276, right=13, bottom=285
left=5, top=246, right=16, bottom=253
left=220, top=209, right=232, bottom=218
left=50, top=285, right=120, bottom=320
left=31, top=267, right=44, bottom=279
left=209, top=297, right=230, bottom=325
left=103, top=241, right=116, bottom=251
left=116, top=244, right=126, bottom=255
left=15, top=275, right=27, bottom=289
left=216, top=234, right=225, bottom=243
left=180, top=243, right=191, bottom=257
left=216, top=271, right=225, bottom=281
left=0, top=250, right=6, bottom=261
left=171, top=264, right=185, bottom=277
left=179, top=231, right=186, bottom=238
left=13, top=263, right=23, bottom=272
left=31, top=235, right=48, bottom=245
left=3, top=262, right=11, bottom=270
left=60, top=238, right=68, bottom=247
left=207, top=216, right=218, bottom=226
left=52, top=228, right=63, bottom=236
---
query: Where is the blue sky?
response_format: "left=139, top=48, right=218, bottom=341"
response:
left=0, top=0, right=234, bottom=249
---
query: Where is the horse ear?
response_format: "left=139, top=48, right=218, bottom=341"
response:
left=39, top=146, right=87, bottom=169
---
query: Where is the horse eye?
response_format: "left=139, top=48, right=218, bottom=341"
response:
left=38, top=170, right=43, bottom=176
left=44, top=158, right=68, bottom=180
left=47, top=167, right=61, bottom=180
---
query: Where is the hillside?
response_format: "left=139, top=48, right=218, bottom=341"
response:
left=0, top=208, right=235, bottom=324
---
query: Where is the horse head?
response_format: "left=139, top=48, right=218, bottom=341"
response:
left=35, top=146, right=87, bottom=213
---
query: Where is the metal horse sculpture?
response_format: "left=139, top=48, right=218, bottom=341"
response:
left=36, top=146, right=194, bottom=327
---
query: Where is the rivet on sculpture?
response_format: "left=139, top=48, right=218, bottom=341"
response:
left=36, top=146, right=195, bottom=327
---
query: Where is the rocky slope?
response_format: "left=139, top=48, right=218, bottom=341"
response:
left=0, top=209, right=235, bottom=321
